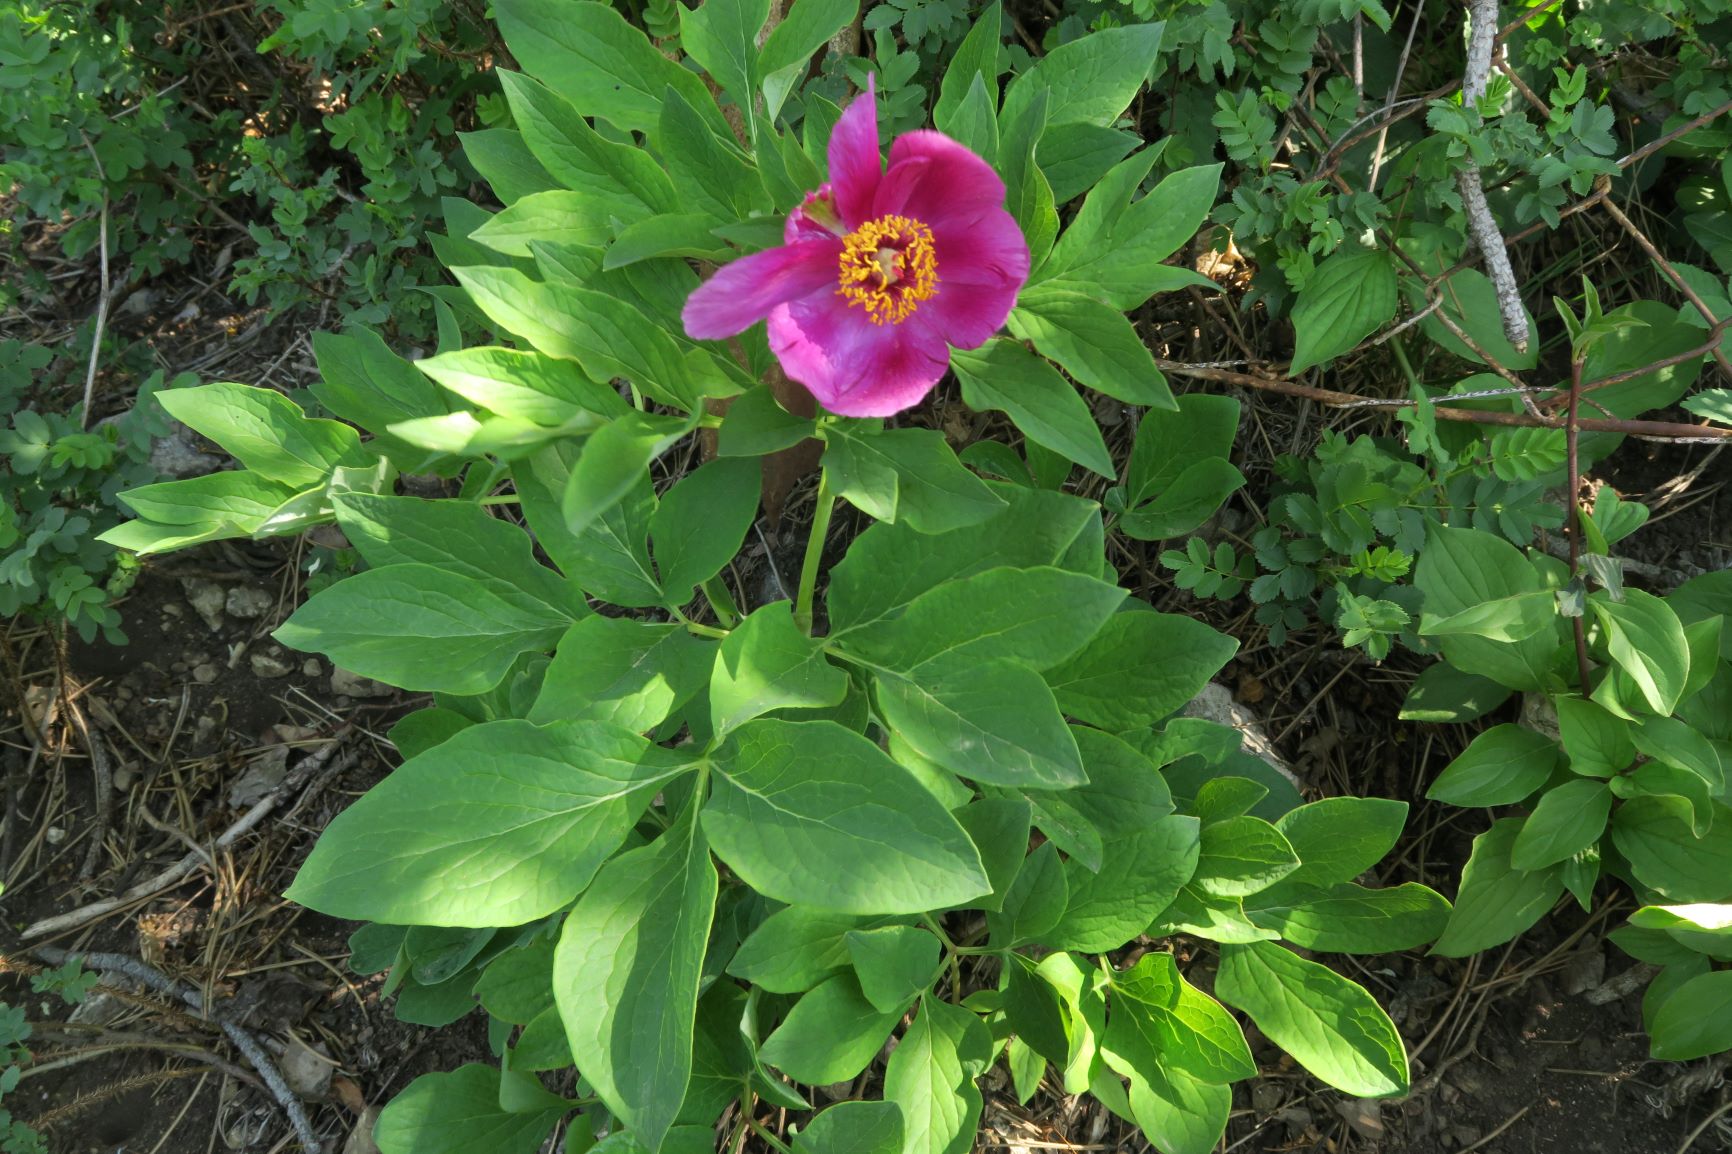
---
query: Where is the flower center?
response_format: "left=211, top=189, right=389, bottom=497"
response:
left=836, top=214, right=939, bottom=326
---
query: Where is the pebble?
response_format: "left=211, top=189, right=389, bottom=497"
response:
left=250, top=653, right=294, bottom=679
left=45, top=827, right=65, bottom=845
left=301, top=658, right=324, bottom=678
left=193, top=663, right=218, bottom=685
left=225, top=585, right=274, bottom=620
left=182, top=578, right=227, bottom=632
left=113, top=766, right=137, bottom=791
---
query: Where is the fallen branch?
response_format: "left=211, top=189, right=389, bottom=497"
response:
left=31, top=947, right=324, bottom=1154
left=23, top=731, right=353, bottom=940
left=1455, top=0, right=1530, bottom=354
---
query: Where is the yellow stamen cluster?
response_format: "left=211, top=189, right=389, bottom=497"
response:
left=836, top=215, right=939, bottom=325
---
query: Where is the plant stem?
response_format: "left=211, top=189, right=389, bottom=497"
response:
left=478, top=494, right=521, bottom=506
left=1566, top=355, right=1593, bottom=691
left=747, top=1117, right=793, bottom=1154
left=792, top=468, right=835, bottom=635
left=670, top=608, right=729, bottom=640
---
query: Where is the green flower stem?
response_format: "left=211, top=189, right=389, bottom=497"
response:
left=792, top=468, right=835, bottom=635
left=670, top=607, right=729, bottom=640
left=747, top=1116, right=793, bottom=1154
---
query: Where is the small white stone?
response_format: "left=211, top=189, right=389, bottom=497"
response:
left=225, top=586, right=274, bottom=620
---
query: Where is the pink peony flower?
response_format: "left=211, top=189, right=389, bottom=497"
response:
left=682, top=77, right=1030, bottom=417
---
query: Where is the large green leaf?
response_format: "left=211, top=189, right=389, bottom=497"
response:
left=1104, top=953, right=1254, bottom=1085
left=1215, top=941, right=1408, bottom=1097
left=1123, top=1062, right=1229, bottom=1154
left=496, top=71, right=677, bottom=217
left=1591, top=589, right=1691, bottom=715
left=414, top=344, right=627, bottom=424
left=1554, top=695, right=1635, bottom=777
left=756, top=0, right=858, bottom=119
left=1192, top=815, right=1300, bottom=898
left=872, top=656, right=1086, bottom=789
left=375, top=1065, right=563, bottom=1154
left=1413, top=526, right=1560, bottom=691
left=1007, top=287, right=1175, bottom=408
left=999, top=23, right=1164, bottom=130
left=274, top=564, right=573, bottom=694
left=1042, top=163, right=1222, bottom=310
left=1288, top=247, right=1397, bottom=374
left=1648, top=970, right=1732, bottom=1060
left=514, top=445, right=664, bottom=607
left=835, top=567, right=1124, bottom=674
left=1509, top=780, right=1612, bottom=870
left=792, top=1102, right=905, bottom=1154
left=1611, top=796, right=1732, bottom=902
left=1274, top=797, right=1408, bottom=889
left=650, top=457, right=762, bottom=599
left=885, top=997, right=991, bottom=1154
left=727, top=907, right=883, bottom=994
left=677, top=0, right=766, bottom=107
left=157, top=382, right=363, bottom=488
left=287, top=720, right=685, bottom=926
left=951, top=340, right=1113, bottom=476
left=554, top=808, right=717, bottom=1153
left=1431, top=818, right=1564, bottom=956
left=494, top=0, right=728, bottom=138
left=704, top=719, right=990, bottom=913
left=529, top=617, right=716, bottom=731
left=822, top=426, right=1007, bottom=534
left=1047, top=816, right=1200, bottom=951
left=711, top=602, right=849, bottom=737
left=1045, top=609, right=1237, bottom=732
left=1247, top=882, right=1450, bottom=953
left=1425, top=724, right=1558, bottom=807
left=759, top=974, right=906, bottom=1084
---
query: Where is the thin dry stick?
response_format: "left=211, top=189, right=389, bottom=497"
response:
left=63, top=696, right=112, bottom=880
left=23, top=734, right=353, bottom=939
left=77, top=133, right=112, bottom=430
left=33, top=948, right=324, bottom=1154
left=1455, top=0, right=1529, bottom=352
left=1675, top=1097, right=1732, bottom=1154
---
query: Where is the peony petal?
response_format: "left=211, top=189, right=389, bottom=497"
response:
left=880, top=130, right=1007, bottom=226
left=923, top=206, right=1029, bottom=348
left=682, top=240, right=843, bottom=340
left=769, top=292, right=950, bottom=417
left=828, top=76, right=882, bottom=229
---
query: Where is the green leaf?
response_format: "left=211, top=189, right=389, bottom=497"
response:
left=885, top=997, right=991, bottom=1154
left=1061, top=727, right=1176, bottom=841
left=515, top=445, right=663, bottom=607
left=1592, top=589, right=1691, bottom=714
left=728, top=907, right=881, bottom=994
left=1047, top=816, right=1201, bottom=951
left=332, top=492, right=584, bottom=616
left=705, top=719, right=990, bottom=913
left=1042, top=163, right=1223, bottom=311
left=495, top=0, right=729, bottom=139
left=998, top=87, right=1057, bottom=270
left=827, top=485, right=1099, bottom=633
left=951, top=339, right=1112, bottom=476
left=287, top=720, right=684, bottom=926
left=650, top=457, right=761, bottom=598
left=823, top=426, right=1006, bottom=534
left=1104, top=952, right=1254, bottom=1084
left=658, top=85, right=766, bottom=223
left=415, top=344, right=626, bottom=425
left=1399, top=663, right=1513, bottom=723
left=1425, top=724, right=1558, bottom=807
left=466, top=189, right=610, bottom=258
left=757, top=0, right=859, bottom=119
left=1422, top=266, right=1540, bottom=370
left=111, top=470, right=301, bottom=536
left=1631, top=715, right=1724, bottom=792
left=793, top=1102, right=905, bottom=1154
left=156, top=382, right=362, bottom=488
left=1248, top=882, right=1451, bottom=953
left=274, top=565, right=572, bottom=694
left=1288, top=247, right=1398, bottom=374
left=679, top=0, right=767, bottom=106
left=873, top=656, right=1086, bottom=789
left=760, top=974, right=906, bottom=1084
left=951, top=798, right=1033, bottom=911
left=836, top=566, right=1125, bottom=673
left=1413, top=526, right=1559, bottom=691
left=1215, top=941, right=1408, bottom=1097
left=1044, top=609, right=1236, bottom=731
left=497, top=71, right=677, bottom=213
left=710, top=601, right=849, bottom=736
left=1553, top=695, right=1635, bottom=776
left=846, top=927, right=941, bottom=1013
left=987, top=841, right=1069, bottom=947
left=1124, top=394, right=1240, bottom=508
left=1192, top=815, right=1300, bottom=898
left=1123, top=1063, right=1228, bottom=1154
left=454, top=266, right=720, bottom=411
left=554, top=806, right=717, bottom=1153
left=1116, top=459, right=1245, bottom=541
left=1648, top=969, right=1732, bottom=1060
left=1683, top=388, right=1732, bottom=425
left=375, top=1065, right=562, bottom=1154
left=999, top=23, right=1164, bottom=130
left=1007, top=287, right=1174, bottom=408
left=1419, top=590, right=1557, bottom=643
left=460, top=129, right=561, bottom=206
left=564, top=411, right=691, bottom=535
left=1431, top=818, right=1564, bottom=956
left=1274, top=797, right=1409, bottom=889
left=718, top=387, right=816, bottom=457
left=933, top=1, right=1001, bottom=138
left=1510, top=780, right=1611, bottom=870
left=529, top=617, right=715, bottom=732
left=1611, top=796, right=1732, bottom=902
